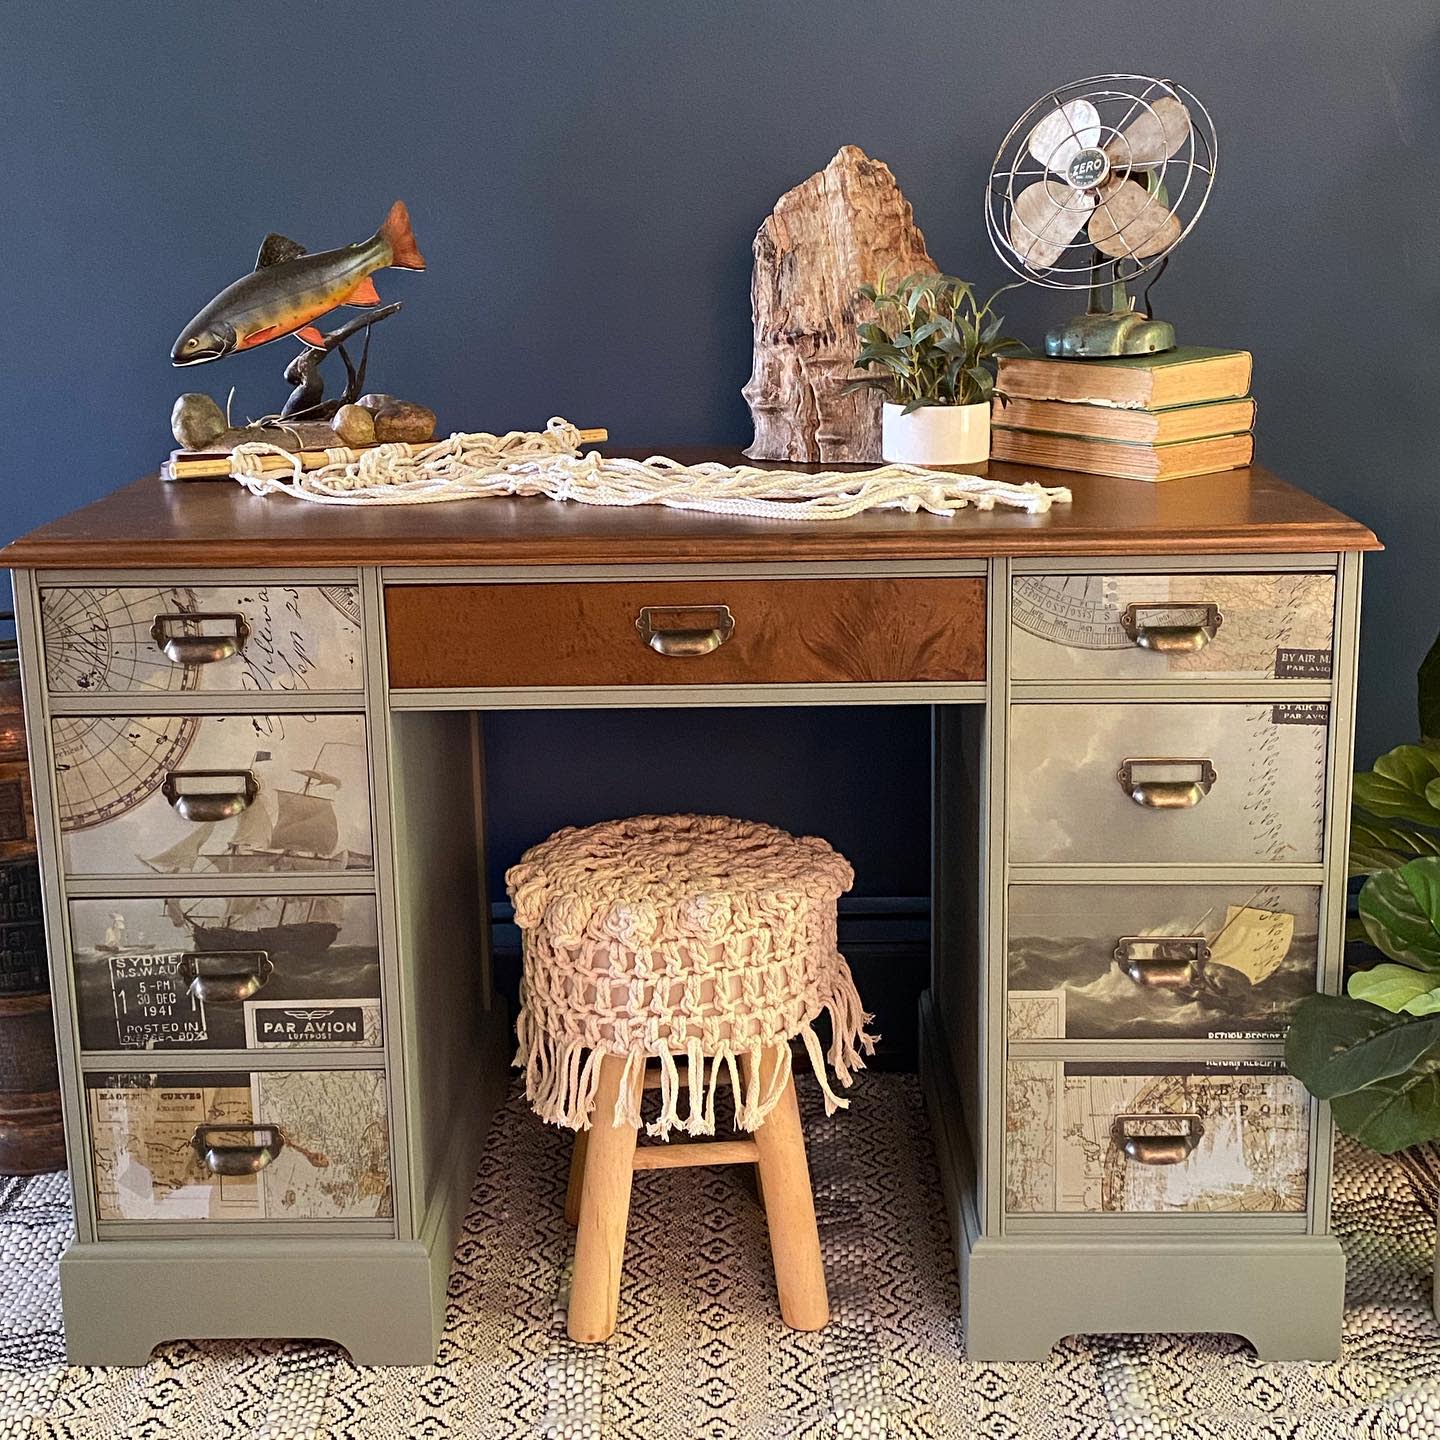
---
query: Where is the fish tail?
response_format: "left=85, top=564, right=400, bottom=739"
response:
left=378, top=200, right=425, bottom=270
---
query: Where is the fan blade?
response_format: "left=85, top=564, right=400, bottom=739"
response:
left=1009, top=181, right=1094, bottom=269
left=1026, top=98, right=1102, bottom=174
left=1105, top=96, right=1191, bottom=170
left=1088, top=179, right=1182, bottom=260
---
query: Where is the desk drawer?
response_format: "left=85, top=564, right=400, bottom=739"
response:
left=84, top=1068, right=392, bottom=1223
left=1006, top=883, right=1321, bottom=1042
left=1008, top=702, right=1328, bottom=865
left=69, top=894, right=381, bottom=1052
left=384, top=579, right=987, bottom=689
left=40, top=584, right=364, bottom=695
left=53, top=712, right=373, bottom=877
left=1010, top=572, right=1335, bottom=682
left=1004, top=1059, right=1310, bottom=1216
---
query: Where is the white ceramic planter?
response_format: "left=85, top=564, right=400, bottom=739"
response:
left=881, top=401, right=990, bottom=466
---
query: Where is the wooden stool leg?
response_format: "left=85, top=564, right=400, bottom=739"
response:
left=564, top=1126, right=589, bottom=1227
left=568, top=1053, right=639, bottom=1342
left=745, top=1049, right=829, bottom=1331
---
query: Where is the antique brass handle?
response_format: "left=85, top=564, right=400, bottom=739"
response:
left=1113, top=936, right=1210, bottom=989
left=636, top=605, right=735, bottom=657
left=1111, top=1114, right=1204, bottom=1166
left=1116, top=758, right=1217, bottom=810
left=192, top=1123, right=285, bottom=1176
left=150, top=612, right=251, bottom=666
left=177, top=951, right=273, bottom=1003
left=161, top=769, right=259, bottom=822
left=1120, top=602, right=1223, bottom=654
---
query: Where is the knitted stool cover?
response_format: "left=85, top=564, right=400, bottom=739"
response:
left=506, top=814, right=875, bottom=1139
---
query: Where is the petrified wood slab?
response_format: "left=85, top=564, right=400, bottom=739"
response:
left=742, top=146, right=936, bottom=464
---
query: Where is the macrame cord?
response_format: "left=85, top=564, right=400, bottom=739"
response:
left=227, top=418, right=1071, bottom=519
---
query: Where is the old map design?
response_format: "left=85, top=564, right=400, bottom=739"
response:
left=1006, top=1061, right=1309, bottom=1214
left=1010, top=573, right=1335, bottom=680
left=87, top=1068, right=392, bottom=1222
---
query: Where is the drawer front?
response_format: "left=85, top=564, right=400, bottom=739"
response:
left=1011, top=572, right=1335, bottom=681
left=1007, top=884, right=1321, bottom=1042
left=41, top=584, right=364, bottom=694
left=85, top=1068, right=392, bottom=1223
left=1008, top=702, right=1328, bottom=865
left=1004, top=1060, right=1310, bottom=1216
left=70, top=895, right=381, bottom=1051
left=384, top=578, right=987, bottom=689
left=54, top=712, right=373, bottom=877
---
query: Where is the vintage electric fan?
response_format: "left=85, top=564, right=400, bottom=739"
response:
left=985, top=75, right=1217, bottom=357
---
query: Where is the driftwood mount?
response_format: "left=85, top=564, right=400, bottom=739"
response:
left=742, top=145, right=937, bottom=464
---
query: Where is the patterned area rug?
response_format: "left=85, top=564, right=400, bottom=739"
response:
left=2, top=1074, right=1438, bottom=1439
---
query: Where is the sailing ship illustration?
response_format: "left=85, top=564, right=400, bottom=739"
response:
left=141, top=744, right=368, bottom=958
left=1131, top=902, right=1296, bottom=997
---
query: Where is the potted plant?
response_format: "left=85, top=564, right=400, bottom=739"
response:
left=1286, top=631, right=1440, bottom=1315
left=847, top=271, right=1025, bottom=466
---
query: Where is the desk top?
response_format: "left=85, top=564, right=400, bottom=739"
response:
left=1, top=450, right=1379, bottom=569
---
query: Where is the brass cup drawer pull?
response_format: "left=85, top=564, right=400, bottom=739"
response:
left=1120, top=601, right=1223, bottom=654
left=177, top=950, right=273, bottom=1003
left=636, top=605, right=735, bottom=657
left=1116, top=757, right=1216, bottom=810
left=161, top=769, right=259, bottom=823
left=1111, top=1114, right=1205, bottom=1166
left=192, top=1122, right=285, bottom=1176
left=1113, top=935, right=1211, bottom=988
left=150, top=612, right=252, bottom=666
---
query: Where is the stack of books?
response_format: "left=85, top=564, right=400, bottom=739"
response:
left=991, top=347, right=1255, bottom=481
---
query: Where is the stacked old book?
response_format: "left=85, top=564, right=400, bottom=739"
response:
left=992, top=347, right=1255, bottom=481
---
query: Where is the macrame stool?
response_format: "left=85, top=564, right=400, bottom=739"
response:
left=506, top=814, right=875, bottom=1341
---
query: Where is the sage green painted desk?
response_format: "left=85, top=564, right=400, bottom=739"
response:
left=2, top=454, right=1380, bottom=1364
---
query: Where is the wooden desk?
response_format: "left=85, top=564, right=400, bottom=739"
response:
left=3, top=456, right=1380, bottom=1365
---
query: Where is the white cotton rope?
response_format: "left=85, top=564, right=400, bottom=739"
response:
left=226, top=417, right=1072, bottom=519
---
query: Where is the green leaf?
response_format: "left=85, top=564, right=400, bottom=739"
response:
left=1330, top=1071, right=1440, bottom=1152
left=1359, top=856, right=1440, bottom=969
left=1353, top=744, right=1440, bottom=827
left=1285, top=992, right=1440, bottom=1097
left=1349, top=814, right=1440, bottom=876
left=1420, top=630, right=1440, bottom=743
left=1347, top=963, right=1440, bottom=1013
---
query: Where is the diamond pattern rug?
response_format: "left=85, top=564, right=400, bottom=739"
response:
left=2, top=1074, right=1438, bottom=1439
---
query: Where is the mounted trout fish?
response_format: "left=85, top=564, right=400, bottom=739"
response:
left=171, top=200, right=425, bottom=365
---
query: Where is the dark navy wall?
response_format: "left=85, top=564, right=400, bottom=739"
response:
left=4, top=3, right=1438, bottom=883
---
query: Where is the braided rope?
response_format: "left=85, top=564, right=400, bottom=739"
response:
left=227, top=417, right=1072, bottom=519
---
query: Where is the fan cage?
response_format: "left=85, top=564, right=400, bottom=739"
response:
left=985, top=75, right=1217, bottom=291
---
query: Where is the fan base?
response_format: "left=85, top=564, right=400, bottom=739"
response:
left=1045, top=311, right=1176, bottom=359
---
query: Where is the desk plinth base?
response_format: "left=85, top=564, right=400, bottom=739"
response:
left=919, top=994, right=1345, bottom=1363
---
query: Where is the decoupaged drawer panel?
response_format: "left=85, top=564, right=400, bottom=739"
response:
left=1008, top=702, right=1328, bottom=865
left=53, top=712, right=372, bottom=877
left=1004, top=1059, right=1310, bottom=1216
left=85, top=1068, right=393, bottom=1224
left=1006, top=883, right=1321, bottom=1043
left=384, top=578, right=987, bottom=689
left=69, top=894, right=381, bottom=1052
left=1010, top=572, right=1336, bottom=682
left=40, top=583, right=364, bottom=694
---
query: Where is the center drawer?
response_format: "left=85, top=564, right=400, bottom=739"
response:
left=1008, top=702, right=1329, bottom=865
left=52, top=712, right=373, bottom=877
left=384, top=579, right=988, bottom=689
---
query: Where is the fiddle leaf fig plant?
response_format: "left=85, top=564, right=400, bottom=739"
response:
left=1287, top=630, right=1440, bottom=1152
left=845, top=271, right=1027, bottom=413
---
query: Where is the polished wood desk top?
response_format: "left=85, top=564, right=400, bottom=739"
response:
left=1, top=450, right=1379, bottom=570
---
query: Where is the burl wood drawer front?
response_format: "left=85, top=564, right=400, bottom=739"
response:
left=1006, top=883, right=1321, bottom=1043
left=40, top=584, right=364, bottom=694
left=384, top=579, right=987, bottom=689
left=1004, top=1059, right=1310, bottom=1216
left=52, top=712, right=373, bottom=877
left=84, top=1068, right=392, bottom=1223
left=1010, top=572, right=1336, bottom=681
left=1008, top=702, right=1328, bottom=865
left=69, top=894, right=382, bottom=1052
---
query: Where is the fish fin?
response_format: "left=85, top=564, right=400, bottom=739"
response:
left=254, top=233, right=308, bottom=270
left=295, top=325, right=327, bottom=347
left=342, top=274, right=382, bottom=307
left=378, top=200, right=425, bottom=270
left=240, top=324, right=281, bottom=349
